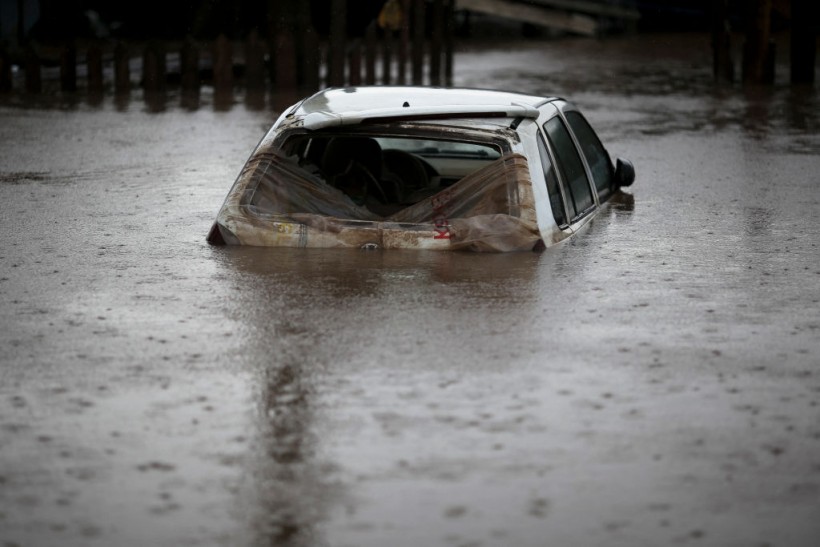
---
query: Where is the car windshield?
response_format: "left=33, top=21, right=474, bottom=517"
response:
left=286, top=132, right=505, bottom=200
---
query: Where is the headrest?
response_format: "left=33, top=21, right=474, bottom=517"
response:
left=322, top=137, right=383, bottom=179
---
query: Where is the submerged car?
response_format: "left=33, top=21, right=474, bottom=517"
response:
left=207, top=86, right=634, bottom=252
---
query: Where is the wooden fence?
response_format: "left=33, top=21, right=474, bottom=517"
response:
left=0, top=0, right=456, bottom=100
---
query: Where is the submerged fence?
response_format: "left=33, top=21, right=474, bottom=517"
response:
left=0, top=0, right=455, bottom=100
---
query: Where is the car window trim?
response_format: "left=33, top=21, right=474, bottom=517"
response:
left=541, top=116, right=597, bottom=225
left=536, top=128, right=572, bottom=230
left=564, top=110, right=613, bottom=199
left=554, top=104, right=602, bottom=208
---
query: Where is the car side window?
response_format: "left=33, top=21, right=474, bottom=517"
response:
left=544, top=117, right=594, bottom=219
left=565, top=111, right=613, bottom=197
left=536, top=133, right=568, bottom=227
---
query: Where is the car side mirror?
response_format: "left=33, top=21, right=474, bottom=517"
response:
left=614, top=158, right=635, bottom=187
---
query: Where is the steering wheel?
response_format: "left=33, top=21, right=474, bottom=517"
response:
left=356, top=162, right=389, bottom=203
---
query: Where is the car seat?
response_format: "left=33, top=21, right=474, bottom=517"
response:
left=382, top=149, right=431, bottom=204
left=321, top=137, right=391, bottom=203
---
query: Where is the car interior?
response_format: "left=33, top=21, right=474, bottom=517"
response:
left=287, top=133, right=502, bottom=216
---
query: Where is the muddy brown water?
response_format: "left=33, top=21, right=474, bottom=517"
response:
left=1, top=34, right=819, bottom=546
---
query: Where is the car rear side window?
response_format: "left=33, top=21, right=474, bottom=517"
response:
left=565, top=111, right=612, bottom=197
left=544, top=117, right=594, bottom=219
left=536, top=133, right=568, bottom=227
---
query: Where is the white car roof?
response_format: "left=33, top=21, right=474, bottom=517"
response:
left=282, top=86, right=557, bottom=130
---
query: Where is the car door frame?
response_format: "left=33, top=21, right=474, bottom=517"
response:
left=536, top=101, right=601, bottom=228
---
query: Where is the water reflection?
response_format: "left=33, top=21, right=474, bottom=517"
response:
left=207, top=210, right=670, bottom=545
left=212, top=245, right=561, bottom=544
left=784, top=85, right=817, bottom=132
left=741, top=85, right=775, bottom=137
left=215, top=250, right=324, bottom=546
left=743, top=206, right=773, bottom=238
left=0, top=86, right=284, bottom=114
left=608, top=189, right=635, bottom=218
left=218, top=246, right=550, bottom=288
left=255, top=353, right=319, bottom=546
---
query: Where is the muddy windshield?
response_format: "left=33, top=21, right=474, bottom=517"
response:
left=214, top=131, right=541, bottom=251
left=284, top=133, right=506, bottom=215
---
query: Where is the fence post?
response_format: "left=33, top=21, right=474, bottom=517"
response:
left=245, top=29, right=266, bottom=91
left=379, top=0, right=403, bottom=85
left=382, top=29, right=394, bottom=85
left=275, top=28, right=298, bottom=90
left=213, top=34, right=233, bottom=97
left=444, top=0, right=454, bottom=86
left=269, top=0, right=298, bottom=90
left=742, top=0, right=773, bottom=84
left=365, top=22, right=377, bottom=85
left=143, top=41, right=166, bottom=92
left=790, top=0, right=817, bottom=84
left=114, top=42, right=130, bottom=94
left=349, top=42, right=362, bottom=86
left=711, top=0, right=734, bottom=83
left=328, top=0, right=347, bottom=86
left=302, top=26, right=320, bottom=91
left=398, top=0, right=410, bottom=85
left=61, top=41, right=77, bottom=92
left=25, top=45, right=42, bottom=94
left=0, top=46, right=11, bottom=93
left=430, top=0, right=443, bottom=85
left=181, top=38, right=200, bottom=93
left=411, top=0, right=425, bottom=85
left=87, top=44, right=104, bottom=96
left=298, top=1, right=320, bottom=91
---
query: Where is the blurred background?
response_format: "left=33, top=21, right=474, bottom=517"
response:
left=0, top=0, right=816, bottom=101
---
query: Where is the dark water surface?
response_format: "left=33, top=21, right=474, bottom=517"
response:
left=1, top=34, right=820, bottom=547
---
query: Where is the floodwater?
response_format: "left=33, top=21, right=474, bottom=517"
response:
left=1, top=34, right=819, bottom=547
